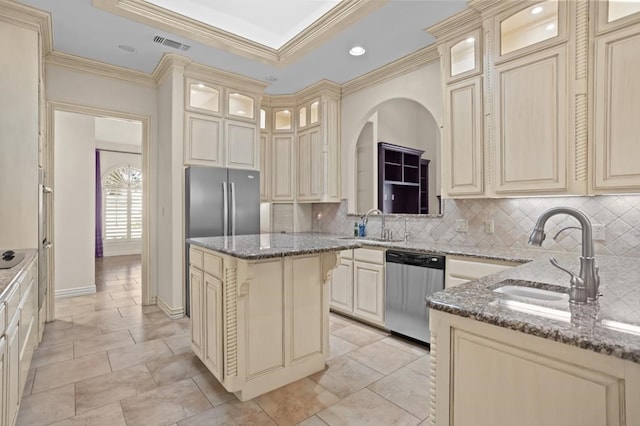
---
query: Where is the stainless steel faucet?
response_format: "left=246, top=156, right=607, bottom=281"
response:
left=364, top=208, right=385, bottom=239
left=528, top=207, right=600, bottom=304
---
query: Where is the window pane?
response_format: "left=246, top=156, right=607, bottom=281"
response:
left=501, top=0, right=558, bottom=55
left=103, top=166, right=142, bottom=241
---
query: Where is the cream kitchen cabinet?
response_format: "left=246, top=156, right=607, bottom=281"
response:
left=295, top=92, right=341, bottom=203
left=259, top=133, right=269, bottom=201
left=442, top=76, right=484, bottom=196
left=189, top=244, right=337, bottom=401
left=329, top=250, right=354, bottom=312
left=592, top=6, right=640, bottom=193
left=432, top=1, right=588, bottom=198
left=2, top=254, right=38, bottom=426
left=184, top=113, right=258, bottom=170
left=271, top=134, right=296, bottom=201
left=189, top=265, right=204, bottom=359
left=445, top=255, right=520, bottom=289
left=330, top=247, right=386, bottom=327
left=492, top=45, right=570, bottom=195
left=429, top=310, right=640, bottom=426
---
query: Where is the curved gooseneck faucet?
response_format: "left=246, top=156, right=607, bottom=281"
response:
left=528, top=207, right=600, bottom=304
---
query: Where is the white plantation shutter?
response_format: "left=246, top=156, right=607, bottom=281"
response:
left=103, top=166, right=142, bottom=241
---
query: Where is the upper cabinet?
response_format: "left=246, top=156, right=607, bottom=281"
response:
left=592, top=1, right=640, bottom=192
left=433, top=0, right=589, bottom=198
left=262, top=83, right=342, bottom=204
left=184, top=76, right=261, bottom=170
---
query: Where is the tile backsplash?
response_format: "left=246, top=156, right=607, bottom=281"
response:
left=312, top=195, right=640, bottom=257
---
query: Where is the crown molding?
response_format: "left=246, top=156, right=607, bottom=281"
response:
left=46, top=51, right=157, bottom=87
left=341, top=45, right=440, bottom=97
left=92, top=0, right=383, bottom=66
left=151, top=53, right=192, bottom=85
left=185, top=62, right=269, bottom=95
left=295, top=79, right=342, bottom=103
left=1, top=1, right=52, bottom=53
left=425, top=7, right=481, bottom=41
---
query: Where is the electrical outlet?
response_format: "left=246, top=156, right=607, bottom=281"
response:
left=484, top=220, right=495, bottom=234
left=592, top=224, right=605, bottom=241
left=455, top=219, right=468, bottom=232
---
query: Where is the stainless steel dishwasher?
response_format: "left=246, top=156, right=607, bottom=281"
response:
left=385, top=251, right=445, bottom=344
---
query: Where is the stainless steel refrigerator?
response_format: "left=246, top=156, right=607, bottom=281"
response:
left=185, top=166, right=260, bottom=316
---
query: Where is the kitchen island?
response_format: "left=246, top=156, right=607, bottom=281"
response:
left=187, top=233, right=359, bottom=401
left=426, top=253, right=640, bottom=426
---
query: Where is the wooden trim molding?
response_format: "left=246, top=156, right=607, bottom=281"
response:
left=0, top=1, right=52, bottom=53
left=342, top=45, right=439, bottom=96
left=55, top=286, right=96, bottom=299
left=46, top=51, right=157, bottom=87
left=93, top=0, right=385, bottom=66
left=157, top=297, right=185, bottom=319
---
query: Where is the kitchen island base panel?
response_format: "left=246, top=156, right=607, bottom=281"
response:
left=429, top=310, right=640, bottom=426
left=189, top=245, right=336, bottom=401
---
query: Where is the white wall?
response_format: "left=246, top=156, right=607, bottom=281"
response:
left=54, top=111, right=95, bottom=295
left=46, top=64, right=158, bottom=299
left=0, top=20, right=39, bottom=249
left=99, top=150, right=142, bottom=257
left=341, top=61, right=443, bottom=214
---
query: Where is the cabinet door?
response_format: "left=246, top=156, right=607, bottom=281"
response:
left=593, top=25, right=640, bottom=191
left=226, top=120, right=258, bottom=170
left=493, top=46, right=568, bottom=194
left=353, top=261, right=385, bottom=325
left=297, top=128, right=323, bottom=201
left=443, top=77, right=484, bottom=196
left=330, top=257, right=353, bottom=313
left=6, top=317, right=19, bottom=426
left=184, top=113, right=223, bottom=167
left=204, top=273, right=223, bottom=381
left=259, top=133, right=269, bottom=201
left=271, top=135, right=295, bottom=201
left=189, top=267, right=204, bottom=359
left=0, top=336, right=6, bottom=426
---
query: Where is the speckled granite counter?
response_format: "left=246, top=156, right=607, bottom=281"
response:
left=188, top=233, right=360, bottom=260
left=0, top=249, right=37, bottom=300
left=426, top=252, right=640, bottom=364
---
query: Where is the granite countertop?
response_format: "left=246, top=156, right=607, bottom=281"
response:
left=426, top=253, right=640, bottom=364
left=188, top=233, right=361, bottom=260
left=0, top=249, right=37, bottom=301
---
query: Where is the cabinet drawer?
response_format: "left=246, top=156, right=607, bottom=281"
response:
left=204, top=253, right=223, bottom=279
left=20, top=263, right=34, bottom=299
left=190, top=247, right=204, bottom=269
left=4, top=284, right=19, bottom=325
left=354, top=248, right=385, bottom=264
left=339, top=249, right=353, bottom=260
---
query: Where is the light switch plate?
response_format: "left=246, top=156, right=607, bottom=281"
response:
left=592, top=224, right=605, bottom=241
left=455, top=219, right=468, bottom=232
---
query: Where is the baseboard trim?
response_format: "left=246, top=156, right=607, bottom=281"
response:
left=55, top=286, right=96, bottom=299
left=157, top=297, right=184, bottom=319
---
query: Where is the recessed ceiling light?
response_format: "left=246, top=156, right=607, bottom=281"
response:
left=349, top=45, right=366, bottom=56
left=531, top=6, right=543, bottom=14
left=117, top=44, right=136, bottom=54
left=265, top=76, right=278, bottom=82
left=546, top=23, right=556, bottom=30
left=466, top=37, right=475, bottom=44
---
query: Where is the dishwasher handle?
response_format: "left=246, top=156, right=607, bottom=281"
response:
left=386, top=251, right=445, bottom=270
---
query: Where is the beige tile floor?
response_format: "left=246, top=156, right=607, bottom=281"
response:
left=17, top=255, right=431, bottom=426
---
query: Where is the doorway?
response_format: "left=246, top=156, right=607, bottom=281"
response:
left=47, top=102, right=151, bottom=321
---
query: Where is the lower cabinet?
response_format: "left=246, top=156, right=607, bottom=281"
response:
left=2, top=256, right=39, bottom=426
left=445, top=255, right=520, bottom=289
left=330, top=247, right=386, bottom=326
left=189, top=245, right=335, bottom=401
left=430, top=310, right=640, bottom=425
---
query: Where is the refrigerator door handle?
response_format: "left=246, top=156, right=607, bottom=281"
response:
left=231, top=182, right=236, bottom=235
left=223, top=182, right=229, bottom=236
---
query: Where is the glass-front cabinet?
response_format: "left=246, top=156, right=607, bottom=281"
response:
left=273, top=108, right=293, bottom=131
left=186, top=79, right=221, bottom=114
left=444, top=29, right=482, bottom=83
left=227, top=91, right=255, bottom=120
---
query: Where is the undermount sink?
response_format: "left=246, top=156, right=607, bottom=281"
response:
left=491, top=280, right=571, bottom=320
left=494, top=285, right=567, bottom=303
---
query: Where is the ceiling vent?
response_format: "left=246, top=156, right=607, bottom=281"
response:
left=153, top=35, right=191, bottom=51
